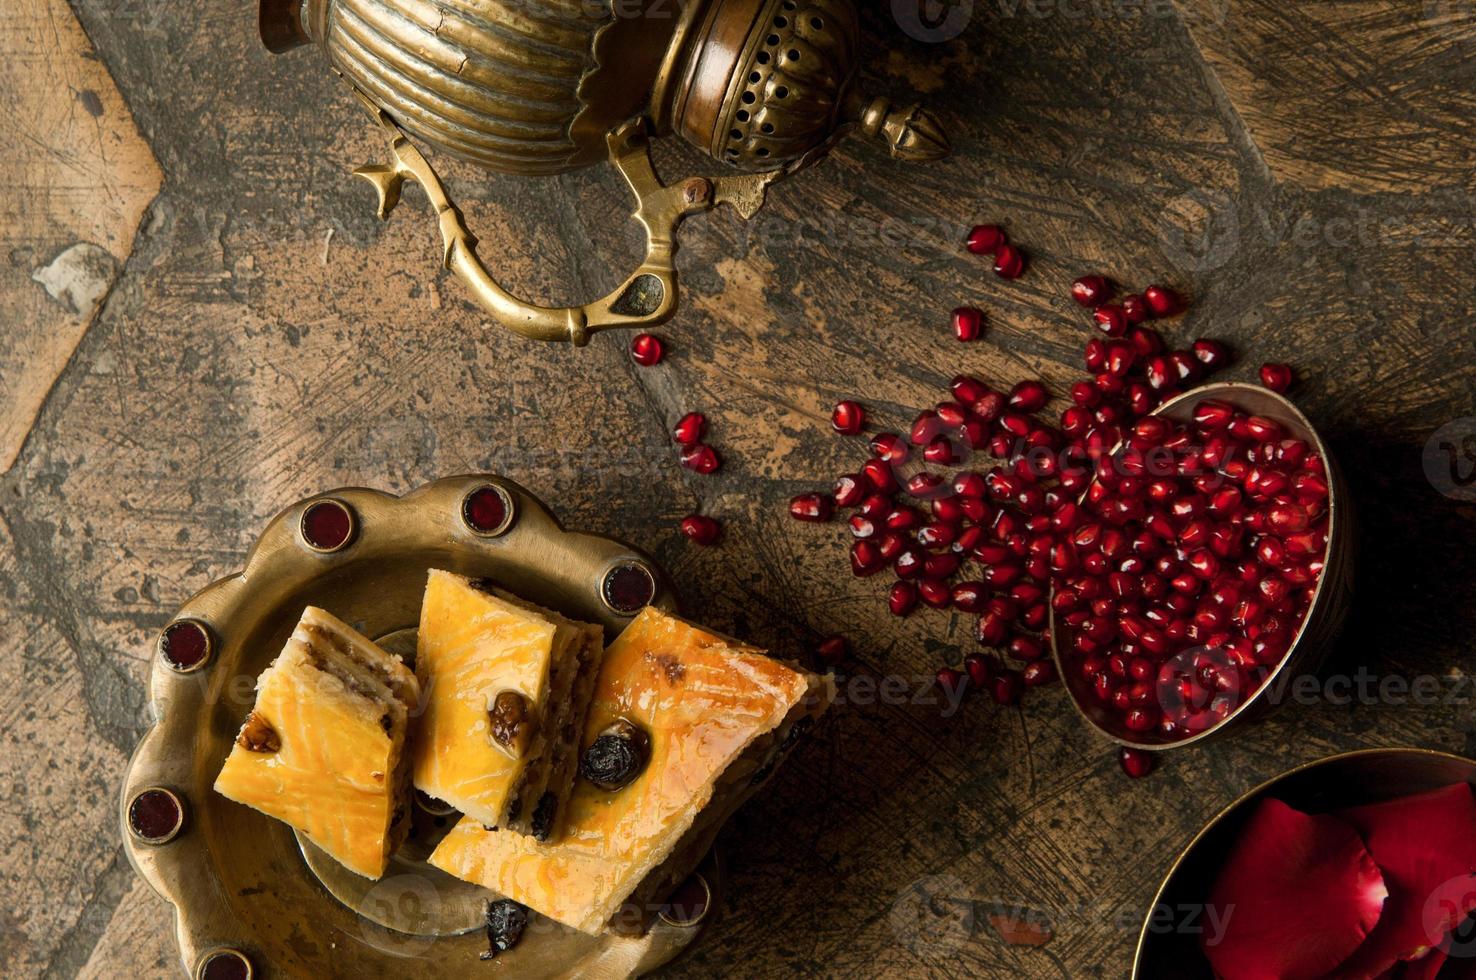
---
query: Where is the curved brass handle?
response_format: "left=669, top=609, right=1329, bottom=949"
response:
left=351, top=102, right=781, bottom=346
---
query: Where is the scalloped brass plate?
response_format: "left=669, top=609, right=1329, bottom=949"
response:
left=120, top=475, right=716, bottom=978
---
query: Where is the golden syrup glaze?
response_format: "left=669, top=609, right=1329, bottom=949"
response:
left=429, top=607, right=810, bottom=933
left=213, top=608, right=419, bottom=879
left=411, top=570, right=563, bottom=827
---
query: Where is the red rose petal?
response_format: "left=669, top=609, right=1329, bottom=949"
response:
left=1331, top=784, right=1476, bottom=979
left=1203, top=798, right=1387, bottom=980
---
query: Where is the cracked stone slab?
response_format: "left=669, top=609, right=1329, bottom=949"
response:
left=0, top=0, right=162, bottom=474
left=1176, top=0, right=1476, bottom=193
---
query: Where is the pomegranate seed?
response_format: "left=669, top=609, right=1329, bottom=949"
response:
left=831, top=400, right=865, bottom=435
left=1193, top=399, right=1235, bottom=430
left=910, top=412, right=942, bottom=446
left=859, top=494, right=892, bottom=520
left=1191, top=338, right=1230, bottom=370
left=1022, top=660, right=1056, bottom=686
left=1008, top=380, right=1048, bottom=413
left=1121, top=294, right=1148, bottom=323
left=966, top=224, right=1006, bottom=255
left=851, top=540, right=884, bottom=576
left=870, top=432, right=910, bottom=463
left=951, top=375, right=991, bottom=404
left=936, top=667, right=967, bottom=697
left=1071, top=275, right=1112, bottom=307
left=1009, top=635, right=1045, bottom=661
left=991, top=670, right=1023, bottom=705
left=861, top=459, right=898, bottom=495
left=847, top=514, right=877, bottom=539
left=673, top=412, right=706, bottom=446
left=833, top=473, right=869, bottom=508
left=919, top=580, right=952, bottom=609
left=888, top=505, right=924, bottom=531
left=924, top=437, right=957, bottom=465
left=889, top=582, right=919, bottom=616
left=907, top=472, right=948, bottom=498
left=789, top=493, right=834, bottom=522
left=1084, top=339, right=1108, bottom=373
left=1143, top=284, right=1181, bottom=317
left=965, top=653, right=996, bottom=687
left=680, top=514, right=721, bottom=545
left=680, top=444, right=721, bottom=474
left=1093, top=305, right=1129, bottom=337
left=1118, top=747, right=1155, bottom=778
left=876, top=531, right=906, bottom=562
left=1259, top=363, right=1294, bottom=392
left=952, top=582, right=988, bottom=613
left=923, top=553, right=960, bottom=580
left=630, top=333, right=664, bottom=366
left=815, top=635, right=850, bottom=666
left=952, top=306, right=984, bottom=342
left=993, top=243, right=1026, bottom=279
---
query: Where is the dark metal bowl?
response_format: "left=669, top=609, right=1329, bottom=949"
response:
left=1132, top=747, right=1476, bottom=978
left=1051, top=381, right=1356, bottom=750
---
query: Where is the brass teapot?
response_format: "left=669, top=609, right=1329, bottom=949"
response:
left=259, top=0, right=949, bottom=344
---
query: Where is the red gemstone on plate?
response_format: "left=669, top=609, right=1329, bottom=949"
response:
left=301, top=500, right=355, bottom=550
left=603, top=563, right=656, bottom=613
left=160, top=620, right=211, bottom=671
left=198, top=950, right=251, bottom=980
left=461, top=487, right=510, bottom=535
left=630, top=333, right=664, bottom=366
left=128, top=788, right=184, bottom=842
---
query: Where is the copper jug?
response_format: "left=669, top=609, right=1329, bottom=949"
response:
left=259, top=0, right=949, bottom=344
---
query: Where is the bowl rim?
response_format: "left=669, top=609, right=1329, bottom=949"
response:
left=1050, top=380, right=1346, bottom=750
left=1129, top=745, right=1476, bottom=978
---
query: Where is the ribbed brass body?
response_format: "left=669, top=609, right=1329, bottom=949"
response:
left=300, top=0, right=678, bottom=175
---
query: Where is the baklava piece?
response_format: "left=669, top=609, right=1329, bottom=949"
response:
left=213, top=606, right=420, bottom=879
left=429, top=606, right=832, bottom=934
left=411, top=569, right=602, bottom=840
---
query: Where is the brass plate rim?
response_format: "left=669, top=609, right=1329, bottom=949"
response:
left=119, top=474, right=704, bottom=978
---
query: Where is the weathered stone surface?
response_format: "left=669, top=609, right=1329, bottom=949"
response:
left=0, top=0, right=162, bottom=473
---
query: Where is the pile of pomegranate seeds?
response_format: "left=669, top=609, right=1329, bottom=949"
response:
left=1056, top=397, right=1329, bottom=741
left=789, top=241, right=1327, bottom=752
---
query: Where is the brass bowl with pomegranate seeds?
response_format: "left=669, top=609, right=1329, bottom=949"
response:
left=1050, top=381, right=1356, bottom=750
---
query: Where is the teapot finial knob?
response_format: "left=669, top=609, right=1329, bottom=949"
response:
left=847, top=92, right=951, bottom=163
